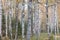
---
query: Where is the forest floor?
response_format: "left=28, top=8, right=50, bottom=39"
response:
left=18, top=33, right=60, bottom=40
left=1, top=33, right=60, bottom=40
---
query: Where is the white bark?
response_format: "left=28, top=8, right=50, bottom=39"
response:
left=51, top=4, right=58, bottom=40
left=21, top=0, right=25, bottom=40
left=50, top=6, right=54, bottom=33
left=9, top=11, right=12, bottom=40
left=26, top=1, right=32, bottom=40
left=45, top=0, right=50, bottom=39
left=55, top=3, right=59, bottom=34
left=4, top=0, right=8, bottom=37
left=5, top=8, right=8, bottom=37
left=9, top=1, right=13, bottom=39
left=54, top=4, right=58, bottom=40
left=34, top=2, right=40, bottom=40
left=5, top=11, right=8, bottom=37
left=15, top=1, right=18, bottom=40
left=0, top=0, right=2, bottom=36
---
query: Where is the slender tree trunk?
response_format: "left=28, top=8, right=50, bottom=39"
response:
left=31, top=9, right=33, bottom=37
left=5, top=0, right=8, bottom=37
left=5, top=12, right=8, bottom=37
left=15, top=1, right=18, bottom=40
left=50, top=4, right=58, bottom=40
left=45, top=0, right=50, bottom=40
left=9, top=1, right=13, bottom=39
left=55, top=3, right=59, bottom=34
left=0, top=0, right=2, bottom=39
left=50, top=5, right=55, bottom=33
left=9, top=12, right=12, bottom=40
left=54, top=4, right=57, bottom=40
left=26, top=0, right=32, bottom=40
left=34, top=0, right=40, bottom=40
left=21, top=0, right=25, bottom=40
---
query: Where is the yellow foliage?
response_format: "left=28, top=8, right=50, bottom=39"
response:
left=16, top=0, right=21, bottom=3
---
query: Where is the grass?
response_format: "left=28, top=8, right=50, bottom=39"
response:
left=17, top=33, right=60, bottom=40
left=1, top=33, right=60, bottom=40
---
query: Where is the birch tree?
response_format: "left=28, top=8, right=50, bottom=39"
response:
left=33, top=0, right=40, bottom=40
left=21, top=0, right=28, bottom=40
left=50, top=2, right=59, bottom=40
left=21, top=0, right=25, bottom=40
left=15, top=0, right=19, bottom=40
left=26, top=0, right=32, bottom=40
left=50, top=5, right=55, bottom=33
left=53, top=4, right=58, bottom=40
left=0, top=0, right=2, bottom=39
left=5, top=0, right=8, bottom=37
left=8, top=0, right=13, bottom=40
left=45, top=0, right=50, bottom=40
left=55, top=1, right=59, bottom=34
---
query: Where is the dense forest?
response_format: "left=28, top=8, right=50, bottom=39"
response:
left=0, top=0, right=60, bottom=40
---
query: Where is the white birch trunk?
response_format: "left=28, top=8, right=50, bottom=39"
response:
left=9, top=7, right=12, bottom=40
left=5, top=9, right=8, bottom=37
left=45, top=0, right=50, bottom=39
left=34, top=2, right=40, bottom=40
left=55, top=3, right=59, bottom=34
left=21, top=0, right=28, bottom=40
left=15, top=1, right=18, bottom=40
left=7, top=0, right=13, bottom=40
left=0, top=0, right=2, bottom=37
left=4, top=0, right=8, bottom=37
left=54, top=4, right=58, bottom=40
left=21, top=0, right=25, bottom=40
left=50, top=5, right=55, bottom=33
left=26, top=0, right=32, bottom=40
left=51, top=4, right=57, bottom=40
left=5, top=10, right=8, bottom=37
